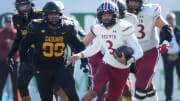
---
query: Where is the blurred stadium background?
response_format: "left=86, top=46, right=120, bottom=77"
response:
left=0, top=0, right=180, bottom=101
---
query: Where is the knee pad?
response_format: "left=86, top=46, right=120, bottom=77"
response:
left=18, top=87, right=29, bottom=97
left=134, top=88, right=146, bottom=100
left=146, top=88, right=156, bottom=97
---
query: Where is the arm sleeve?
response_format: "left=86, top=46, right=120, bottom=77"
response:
left=82, top=34, right=102, bottom=58
left=124, top=34, right=143, bottom=60
left=159, top=30, right=164, bottom=44
left=19, top=21, right=37, bottom=61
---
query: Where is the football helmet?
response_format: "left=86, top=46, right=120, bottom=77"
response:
left=43, top=0, right=64, bottom=26
left=112, top=0, right=126, bottom=18
left=97, top=1, right=119, bottom=27
left=126, top=0, right=143, bottom=14
left=15, top=0, right=34, bottom=14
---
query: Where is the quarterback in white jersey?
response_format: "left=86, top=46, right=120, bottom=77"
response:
left=126, top=0, right=173, bottom=101
left=70, top=1, right=143, bottom=101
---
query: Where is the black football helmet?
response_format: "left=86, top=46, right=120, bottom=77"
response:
left=43, top=1, right=64, bottom=26
left=112, top=0, right=126, bottom=18
left=126, top=0, right=143, bottom=14
left=97, top=1, right=119, bottom=27
left=15, top=0, right=34, bottom=14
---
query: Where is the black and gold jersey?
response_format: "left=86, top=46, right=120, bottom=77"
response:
left=20, top=18, right=85, bottom=69
left=8, top=10, right=43, bottom=61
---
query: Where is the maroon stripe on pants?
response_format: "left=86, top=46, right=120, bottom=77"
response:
left=92, top=61, right=129, bottom=101
left=135, top=47, right=159, bottom=90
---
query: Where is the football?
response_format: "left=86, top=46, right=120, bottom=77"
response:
left=115, top=45, right=134, bottom=60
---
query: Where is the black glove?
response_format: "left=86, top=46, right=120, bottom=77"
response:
left=129, top=62, right=137, bottom=73
left=80, top=58, right=90, bottom=73
left=7, top=58, right=15, bottom=73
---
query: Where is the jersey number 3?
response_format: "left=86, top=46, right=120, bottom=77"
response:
left=106, top=40, right=115, bottom=55
left=137, top=24, right=145, bottom=39
left=42, top=42, right=65, bottom=57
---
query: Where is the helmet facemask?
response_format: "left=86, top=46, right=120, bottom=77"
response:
left=46, top=12, right=63, bottom=27
left=15, top=0, right=33, bottom=18
left=43, top=1, right=65, bottom=27
left=126, top=0, right=142, bottom=14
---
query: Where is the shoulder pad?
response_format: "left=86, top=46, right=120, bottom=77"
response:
left=64, top=19, right=74, bottom=25
left=14, top=12, right=19, bottom=15
left=63, top=16, right=80, bottom=26
left=90, top=24, right=101, bottom=36
left=142, top=4, right=161, bottom=16
left=33, top=19, right=43, bottom=23
left=64, top=16, right=74, bottom=21
left=125, top=12, right=136, bottom=18
left=124, top=12, right=138, bottom=25
left=118, top=20, right=135, bottom=36
left=35, top=10, right=43, bottom=14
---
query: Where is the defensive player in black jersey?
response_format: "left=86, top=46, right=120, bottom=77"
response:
left=20, top=1, right=87, bottom=101
left=7, top=0, right=42, bottom=101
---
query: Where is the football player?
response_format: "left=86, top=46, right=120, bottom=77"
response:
left=20, top=1, right=87, bottom=101
left=126, top=0, right=173, bottom=101
left=7, top=0, right=42, bottom=101
left=70, top=1, right=143, bottom=101
left=84, top=0, right=138, bottom=101
left=112, top=0, right=138, bottom=101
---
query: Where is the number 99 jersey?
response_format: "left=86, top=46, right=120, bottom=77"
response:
left=135, top=4, right=161, bottom=51
left=21, top=19, right=85, bottom=68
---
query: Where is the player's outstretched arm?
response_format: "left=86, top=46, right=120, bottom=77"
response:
left=19, top=21, right=37, bottom=62
left=70, top=34, right=101, bottom=64
left=83, top=31, right=96, bottom=46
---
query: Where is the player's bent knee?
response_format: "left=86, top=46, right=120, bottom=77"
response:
left=134, top=88, right=146, bottom=100
left=57, top=88, right=68, bottom=101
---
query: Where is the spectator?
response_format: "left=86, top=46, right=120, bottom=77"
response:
left=160, top=11, right=180, bottom=101
left=0, top=15, right=19, bottom=101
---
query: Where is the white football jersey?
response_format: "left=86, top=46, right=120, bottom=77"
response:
left=135, top=4, right=161, bottom=51
left=82, top=20, right=143, bottom=69
left=93, top=13, right=139, bottom=54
